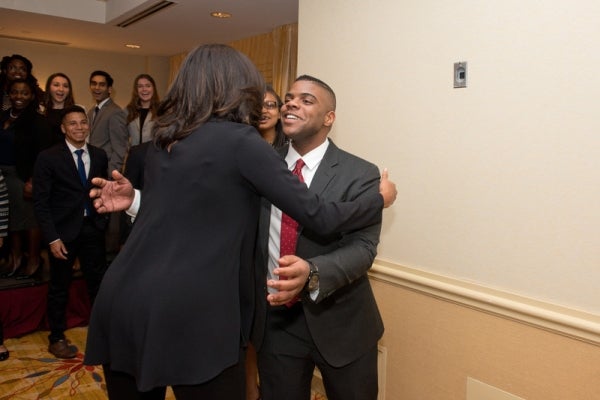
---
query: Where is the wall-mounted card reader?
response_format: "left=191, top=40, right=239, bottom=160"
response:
left=454, top=61, right=467, bottom=88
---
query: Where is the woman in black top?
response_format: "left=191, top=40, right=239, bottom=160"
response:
left=84, top=44, right=392, bottom=399
left=41, top=72, right=76, bottom=145
left=0, top=79, right=50, bottom=278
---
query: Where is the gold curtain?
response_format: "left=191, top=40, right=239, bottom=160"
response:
left=167, top=23, right=297, bottom=98
left=168, top=52, right=187, bottom=85
left=270, top=23, right=297, bottom=98
left=229, top=31, right=275, bottom=85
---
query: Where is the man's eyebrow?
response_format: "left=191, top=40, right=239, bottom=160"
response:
left=284, top=92, right=318, bottom=101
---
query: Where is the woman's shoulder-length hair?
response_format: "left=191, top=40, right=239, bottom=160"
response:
left=154, top=44, right=265, bottom=148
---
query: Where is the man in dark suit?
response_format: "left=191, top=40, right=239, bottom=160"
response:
left=88, top=70, right=127, bottom=255
left=33, top=105, right=108, bottom=359
left=252, top=75, right=384, bottom=400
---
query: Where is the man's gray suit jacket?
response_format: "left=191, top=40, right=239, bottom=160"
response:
left=89, top=98, right=128, bottom=173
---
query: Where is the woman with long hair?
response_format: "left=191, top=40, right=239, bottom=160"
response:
left=42, top=72, right=76, bottom=145
left=125, top=74, right=160, bottom=146
left=84, top=44, right=393, bottom=399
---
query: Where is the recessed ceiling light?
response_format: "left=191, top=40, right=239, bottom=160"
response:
left=210, top=11, right=232, bottom=19
left=125, top=44, right=141, bottom=49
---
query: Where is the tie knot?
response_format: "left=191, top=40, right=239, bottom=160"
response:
left=75, top=149, right=84, bottom=157
left=293, top=158, right=305, bottom=175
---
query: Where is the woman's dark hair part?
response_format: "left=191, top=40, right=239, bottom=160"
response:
left=154, top=44, right=265, bottom=148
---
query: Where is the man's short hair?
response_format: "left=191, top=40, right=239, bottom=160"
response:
left=89, top=70, right=114, bottom=87
left=61, top=105, right=87, bottom=122
left=295, top=74, right=336, bottom=111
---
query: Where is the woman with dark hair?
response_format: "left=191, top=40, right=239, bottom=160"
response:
left=0, top=78, right=50, bottom=278
left=258, top=85, right=286, bottom=148
left=42, top=72, right=77, bottom=145
left=119, top=75, right=160, bottom=245
left=84, top=44, right=395, bottom=399
left=0, top=54, right=43, bottom=112
left=245, top=85, right=286, bottom=399
left=125, top=74, right=160, bottom=146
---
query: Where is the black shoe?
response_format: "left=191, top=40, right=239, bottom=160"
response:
left=15, top=260, right=43, bottom=280
left=0, top=350, right=9, bottom=361
left=0, top=256, right=24, bottom=278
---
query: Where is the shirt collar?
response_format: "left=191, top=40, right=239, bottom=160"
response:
left=65, top=140, right=88, bottom=154
left=96, top=98, right=110, bottom=109
left=285, top=138, right=329, bottom=171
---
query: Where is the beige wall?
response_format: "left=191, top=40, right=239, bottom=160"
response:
left=297, top=0, right=600, bottom=398
left=1, top=38, right=170, bottom=109
left=297, top=0, right=600, bottom=315
left=372, top=278, right=600, bottom=399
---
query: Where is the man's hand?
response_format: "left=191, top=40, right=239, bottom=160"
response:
left=379, top=168, right=397, bottom=208
left=49, top=240, right=68, bottom=260
left=266, top=255, right=310, bottom=306
left=90, top=170, right=134, bottom=213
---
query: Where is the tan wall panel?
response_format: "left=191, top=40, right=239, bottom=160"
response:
left=372, top=279, right=600, bottom=399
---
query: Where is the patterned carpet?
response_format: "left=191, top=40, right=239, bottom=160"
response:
left=0, top=327, right=327, bottom=400
left=0, top=327, right=174, bottom=400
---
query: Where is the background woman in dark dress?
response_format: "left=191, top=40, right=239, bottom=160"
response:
left=84, top=44, right=395, bottom=400
left=0, top=78, right=51, bottom=278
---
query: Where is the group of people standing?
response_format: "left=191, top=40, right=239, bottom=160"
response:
left=0, top=53, right=161, bottom=361
left=1, top=45, right=397, bottom=400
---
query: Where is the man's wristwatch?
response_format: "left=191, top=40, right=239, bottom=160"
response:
left=306, top=261, right=319, bottom=292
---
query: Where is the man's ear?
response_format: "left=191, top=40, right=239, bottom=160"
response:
left=323, top=110, right=336, bottom=127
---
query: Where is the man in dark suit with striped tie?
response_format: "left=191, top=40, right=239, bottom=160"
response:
left=33, top=105, right=108, bottom=359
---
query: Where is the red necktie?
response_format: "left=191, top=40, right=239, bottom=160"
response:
left=279, top=159, right=305, bottom=306
left=279, top=158, right=305, bottom=257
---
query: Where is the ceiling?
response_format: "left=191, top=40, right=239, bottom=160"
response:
left=0, top=0, right=299, bottom=57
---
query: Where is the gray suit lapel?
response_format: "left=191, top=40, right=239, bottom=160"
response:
left=91, top=98, right=113, bottom=130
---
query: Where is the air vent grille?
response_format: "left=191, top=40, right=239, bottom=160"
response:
left=115, top=1, right=176, bottom=28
